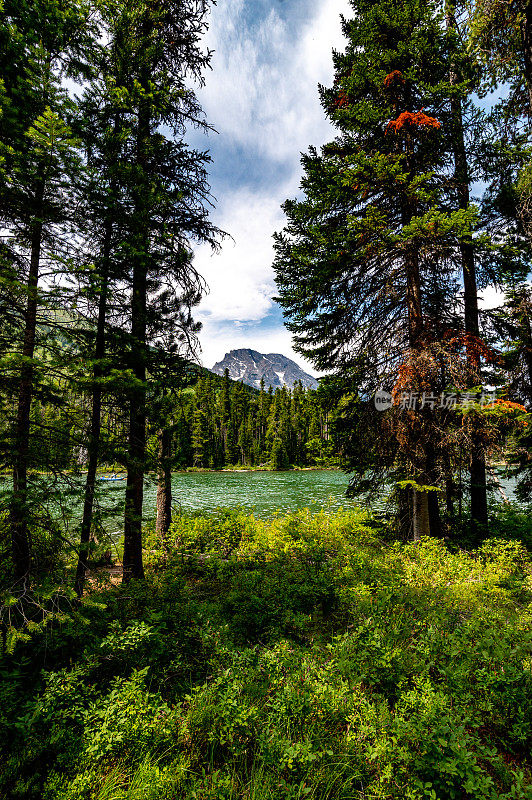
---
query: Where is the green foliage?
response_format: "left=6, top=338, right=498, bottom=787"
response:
left=2, top=508, right=532, bottom=799
left=178, top=374, right=338, bottom=471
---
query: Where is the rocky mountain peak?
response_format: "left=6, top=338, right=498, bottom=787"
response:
left=210, top=349, right=318, bottom=390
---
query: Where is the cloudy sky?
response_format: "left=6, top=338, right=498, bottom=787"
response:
left=189, top=0, right=351, bottom=375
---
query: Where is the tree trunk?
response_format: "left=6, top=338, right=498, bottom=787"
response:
left=397, top=485, right=412, bottom=540
left=405, top=246, right=424, bottom=348
left=470, top=443, right=488, bottom=532
left=10, top=180, right=44, bottom=586
left=446, top=4, right=488, bottom=533
left=123, top=81, right=150, bottom=583
left=156, top=427, right=172, bottom=543
left=123, top=258, right=147, bottom=582
left=413, top=487, right=430, bottom=540
left=445, top=477, right=454, bottom=517
left=403, top=197, right=431, bottom=540
left=443, top=452, right=454, bottom=518
left=426, top=443, right=441, bottom=538
left=74, top=220, right=112, bottom=598
left=520, top=1, right=532, bottom=117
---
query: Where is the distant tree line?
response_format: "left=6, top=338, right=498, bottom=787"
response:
left=1, top=368, right=338, bottom=474
left=186, top=371, right=336, bottom=470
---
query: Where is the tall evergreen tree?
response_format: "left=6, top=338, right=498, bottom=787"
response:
left=0, top=0, right=89, bottom=584
left=445, top=0, right=489, bottom=531
left=273, top=0, right=479, bottom=537
left=73, top=30, right=129, bottom=596
left=95, top=0, right=220, bottom=581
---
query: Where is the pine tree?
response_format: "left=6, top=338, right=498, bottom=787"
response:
left=73, top=31, right=130, bottom=595
left=444, top=0, right=489, bottom=532
left=0, top=0, right=89, bottom=584
left=92, top=0, right=220, bottom=581
left=271, top=437, right=289, bottom=471
left=220, top=367, right=232, bottom=465
left=273, top=0, right=491, bottom=537
left=192, top=406, right=209, bottom=468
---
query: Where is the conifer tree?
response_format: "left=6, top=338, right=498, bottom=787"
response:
left=72, top=37, right=129, bottom=596
left=92, top=0, right=220, bottom=581
left=0, top=0, right=89, bottom=584
left=273, top=0, right=495, bottom=536
left=444, top=0, right=489, bottom=531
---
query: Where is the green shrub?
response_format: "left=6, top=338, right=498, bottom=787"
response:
left=2, top=508, right=532, bottom=799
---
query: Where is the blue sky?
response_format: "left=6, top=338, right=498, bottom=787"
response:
left=190, top=0, right=351, bottom=375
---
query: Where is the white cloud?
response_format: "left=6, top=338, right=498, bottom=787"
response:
left=194, top=0, right=349, bottom=369
left=195, top=188, right=286, bottom=323
left=479, top=286, right=505, bottom=311
left=201, top=0, right=349, bottom=161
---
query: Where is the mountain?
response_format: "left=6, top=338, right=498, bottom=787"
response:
left=210, top=349, right=318, bottom=390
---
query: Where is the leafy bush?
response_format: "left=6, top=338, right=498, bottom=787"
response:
left=1, top=508, right=532, bottom=799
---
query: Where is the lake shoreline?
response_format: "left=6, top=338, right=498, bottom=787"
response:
left=0, top=465, right=340, bottom=479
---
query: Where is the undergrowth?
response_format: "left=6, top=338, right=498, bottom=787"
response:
left=1, top=507, right=532, bottom=799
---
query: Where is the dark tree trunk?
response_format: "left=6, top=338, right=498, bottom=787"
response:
left=445, top=476, right=454, bottom=517
left=446, top=5, right=488, bottom=533
left=443, top=452, right=455, bottom=519
left=520, top=1, right=532, bottom=116
left=11, top=181, right=44, bottom=586
left=470, top=442, right=488, bottom=533
left=123, top=258, right=147, bottom=582
left=397, top=485, right=412, bottom=540
left=156, top=427, right=172, bottom=543
left=123, top=81, right=150, bottom=583
left=413, top=487, right=429, bottom=541
left=403, top=203, right=430, bottom=539
left=405, top=246, right=424, bottom=349
left=426, top=442, right=441, bottom=538
left=74, top=220, right=112, bottom=598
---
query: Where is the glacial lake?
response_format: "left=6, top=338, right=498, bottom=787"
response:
left=0, top=467, right=522, bottom=538
left=91, top=469, right=357, bottom=533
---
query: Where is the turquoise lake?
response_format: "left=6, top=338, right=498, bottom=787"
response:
left=0, top=467, right=522, bottom=537
left=98, top=469, right=356, bottom=532
left=77, top=467, right=522, bottom=535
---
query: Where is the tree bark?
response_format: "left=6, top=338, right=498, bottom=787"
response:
left=443, top=452, right=455, bottom=518
left=446, top=4, right=488, bottom=533
left=10, top=180, right=44, bottom=585
left=123, top=67, right=150, bottom=582
left=426, top=442, right=441, bottom=538
left=123, top=256, right=147, bottom=582
left=405, top=246, right=424, bottom=348
left=397, top=485, right=412, bottom=539
left=403, top=194, right=430, bottom=538
left=520, top=0, right=532, bottom=117
left=74, top=219, right=112, bottom=598
left=413, top=487, right=429, bottom=541
left=156, top=427, right=172, bottom=543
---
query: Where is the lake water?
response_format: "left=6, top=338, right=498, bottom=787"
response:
left=75, top=467, right=523, bottom=534
left=99, top=469, right=355, bottom=531
left=0, top=467, right=522, bottom=537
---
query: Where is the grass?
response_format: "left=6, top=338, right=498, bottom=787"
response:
left=1, top=506, right=532, bottom=799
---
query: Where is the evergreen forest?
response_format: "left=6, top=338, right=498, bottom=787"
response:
left=2, top=0, right=532, bottom=797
